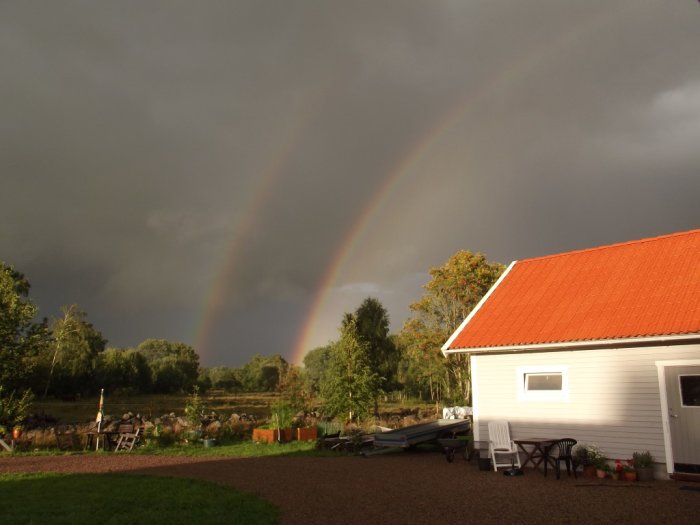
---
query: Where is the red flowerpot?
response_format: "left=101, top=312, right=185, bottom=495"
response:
left=624, top=471, right=637, bottom=481
left=295, top=427, right=318, bottom=441
left=582, top=465, right=596, bottom=478
left=252, top=428, right=293, bottom=444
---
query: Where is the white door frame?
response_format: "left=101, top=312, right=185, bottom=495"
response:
left=656, top=359, right=700, bottom=474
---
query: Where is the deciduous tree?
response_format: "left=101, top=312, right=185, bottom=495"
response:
left=45, top=305, right=107, bottom=396
left=0, top=262, right=49, bottom=392
left=320, top=318, right=379, bottom=422
left=0, top=262, right=48, bottom=427
left=301, top=344, right=333, bottom=396
left=138, top=339, right=200, bottom=393
left=398, top=251, right=504, bottom=404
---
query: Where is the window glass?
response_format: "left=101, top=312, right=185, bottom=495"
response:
left=525, top=373, right=563, bottom=391
left=680, top=375, right=700, bottom=407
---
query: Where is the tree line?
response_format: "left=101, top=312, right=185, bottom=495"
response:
left=1, top=250, right=504, bottom=427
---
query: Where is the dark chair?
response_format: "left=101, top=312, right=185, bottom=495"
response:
left=546, top=438, right=577, bottom=479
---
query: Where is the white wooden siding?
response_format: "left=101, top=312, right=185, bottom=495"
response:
left=471, top=344, right=700, bottom=474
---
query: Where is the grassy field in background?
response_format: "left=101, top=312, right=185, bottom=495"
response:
left=0, top=472, right=278, bottom=525
left=33, top=391, right=280, bottom=423
left=33, top=391, right=438, bottom=424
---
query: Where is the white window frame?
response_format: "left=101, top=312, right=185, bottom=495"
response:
left=517, top=365, right=569, bottom=402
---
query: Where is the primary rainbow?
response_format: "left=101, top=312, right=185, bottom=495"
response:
left=289, top=97, right=472, bottom=364
left=289, top=8, right=616, bottom=364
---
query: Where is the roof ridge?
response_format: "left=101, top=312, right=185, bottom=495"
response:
left=519, top=228, right=700, bottom=264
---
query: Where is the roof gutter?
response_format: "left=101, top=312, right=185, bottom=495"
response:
left=442, top=333, right=700, bottom=356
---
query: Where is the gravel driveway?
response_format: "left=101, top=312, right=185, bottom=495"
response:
left=2, top=452, right=698, bottom=524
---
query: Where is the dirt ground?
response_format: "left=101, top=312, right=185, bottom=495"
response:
left=2, top=452, right=698, bottom=524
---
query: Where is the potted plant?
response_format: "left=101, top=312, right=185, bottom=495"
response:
left=632, top=450, right=654, bottom=481
left=623, top=462, right=637, bottom=481
left=253, top=401, right=294, bottom=444
left=0, top=387, right=33, bottom=442
left=595, top=457, right=608, bottom=479
left=12, top=425, right=23, bottom=440
left=572, top=443, right=603, bottom=478
left=612, top=459, right=624, bottom=480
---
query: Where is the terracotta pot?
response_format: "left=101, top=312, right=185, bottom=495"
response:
left=624, top=471, right=637, bottom=481
left=596, top=469, right=607, bottom=479
left=582, top=465, right=597, bottom=478
left=252, top=428, right=293, bottom=444
left=295, top=427, right=318, bottom=441
left=611, top=471, right=621, bottom=481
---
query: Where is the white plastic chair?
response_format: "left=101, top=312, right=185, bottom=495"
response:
left=487, top=420, right=521, bottom=471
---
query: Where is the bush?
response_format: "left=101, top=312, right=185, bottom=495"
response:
left=0, top=387, right=34, bottom=429
left=632, top=450, right=653, bottom=468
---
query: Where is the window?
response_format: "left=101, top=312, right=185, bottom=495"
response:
left=679, top=375, right=700, bottom=407
left=517, top=365, right=569, bottom=401
left=525, top=372, right=563, bottom=391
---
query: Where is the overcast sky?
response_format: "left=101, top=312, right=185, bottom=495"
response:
left=2, top=1, right=698, bottom=367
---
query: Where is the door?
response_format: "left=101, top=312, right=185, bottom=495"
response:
left=665, top=365, right=700, bottom=472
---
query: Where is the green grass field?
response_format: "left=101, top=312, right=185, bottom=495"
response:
left=32, top=391, right=437, bottom=424
left=135, top=439, right=328, bottom=457
left=33, top=391, right=280, bottom=423
left=0, top=472, right=278, bottom=525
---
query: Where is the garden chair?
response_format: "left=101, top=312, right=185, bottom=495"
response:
left=546, top=438, right=577, bottom=479
left=114, top=424, right=141, bottom=452
left=487, top=420, right=521, bottom=472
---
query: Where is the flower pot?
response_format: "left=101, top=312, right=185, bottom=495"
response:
left=582, top=465, right=597, bottom=479
left=295, top=427, right=318, bottom=441
left=596, top=469, right=607, bottom=479
left=203, top=438, right=216, bottom=448
left=252, top=428, right=275, bottom=443
left=611, top=471, right=621, bottom=481
left=185, top=430, right=202, bottom=442
left=12, top=427, right=22, bottom=440
left=635, top=466, right=653, bottom=482
left=624, top=471, right=637, bottom=481
left=252, top=428, right=293, bottom=444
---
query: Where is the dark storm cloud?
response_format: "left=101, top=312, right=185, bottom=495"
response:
left=1, top=1, right=698, bottom=364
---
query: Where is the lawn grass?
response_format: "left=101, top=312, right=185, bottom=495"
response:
left=135, top=439, right=331, bottom=457
left=5, top=439, right=336, bottom=458
left=0, top=472, right=278, bottom=525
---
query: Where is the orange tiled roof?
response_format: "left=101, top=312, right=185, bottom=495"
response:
left=446, top=229, right=700, bottom=350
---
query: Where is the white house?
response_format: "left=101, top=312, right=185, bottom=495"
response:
left=442, top=229, right=700, bottom=479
